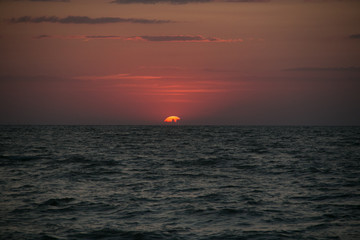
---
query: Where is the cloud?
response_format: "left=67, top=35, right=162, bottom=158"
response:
left=33, top=35, right=124, bottom=40
left=9, top=0, right=70, bottom=2
left=203, top=68, right=242, bottom=73
left=225, top=0, right=270, bottom=2
left=8, top=16, right=173, bottom=24
left=34, top=34, right=52, bottom=39
left=284, top=67, right=360, bottom=72
left=111, top=0, right=270, bottom=3
left=72, top=73, right=229, bottom=98
left=350, top=34, right=360, bottom=39
left=34, top=34, right=243, bottom=42
left=131, top=35, right=243, bottom=42
left=139, top=66, right=186, bottom=71
left=303, top=0, right=343, bottom=2
left=28, top=0, right=70, bottom=2
left=111, top=0, right=211, bottom=4
left=74, top=73, right=164, bottom=81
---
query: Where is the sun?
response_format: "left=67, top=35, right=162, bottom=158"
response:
left=164, top=116, right=181, bottom=123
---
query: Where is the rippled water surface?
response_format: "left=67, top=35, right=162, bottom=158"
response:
left=1, top=126, right=359, bottom=239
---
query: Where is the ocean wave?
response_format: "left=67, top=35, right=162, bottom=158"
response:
left=68, top=228, right=174, bottom=240
left=1, top=126, right=359, bottom=240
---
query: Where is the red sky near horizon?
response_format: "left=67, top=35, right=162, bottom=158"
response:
left=0, top=0, right=359, bottom=125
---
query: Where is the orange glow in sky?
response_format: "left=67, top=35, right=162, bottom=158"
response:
left=164, top=116, right=181, bottom=123
left=0, top=0, right=359, bottom=125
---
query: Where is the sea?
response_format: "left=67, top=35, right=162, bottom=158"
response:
left=0, top=126, right=359, bottom=240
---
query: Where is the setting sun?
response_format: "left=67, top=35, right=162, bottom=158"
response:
left=164, top=116, right=181, bottom=123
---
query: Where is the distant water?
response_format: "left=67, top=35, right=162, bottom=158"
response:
left=1, top=126, right=359, bottom=240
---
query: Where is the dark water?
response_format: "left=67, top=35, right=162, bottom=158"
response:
left=1, top=126, right=359, bottom=240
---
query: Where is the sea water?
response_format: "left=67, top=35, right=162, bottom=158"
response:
left=0, top=126, right=359, bottom=239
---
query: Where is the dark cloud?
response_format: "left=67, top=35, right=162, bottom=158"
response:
left=111, top=0, right=269, bottom=3
left=29, top=0, right=70, bottom=2
left=285, top=67, right=360, bottom=72
left=140, top=35, right=211, bottom=41
left=203, top=68, right=241, bottom=73
left=33, top=34, right=243, bottom=42
left=5, top=0, right=70, bottom=2
left=33, top=35, right=121, bottom=40
left=33, top=35, right=125, bottom=40
left=111, top=0, right=211, bottom=4
left=34, top=34, right=51, bottom=39
left=8, top=16, right=173, bottom=24
left=350, top=34, right=360, bottom=39
left=303, top=0, right=343, bottom=2
left=225, top=0, right=270, bottom=2
left=85, top=35, right=122, bottom=39
left=132, top=35, right=243, bottom=42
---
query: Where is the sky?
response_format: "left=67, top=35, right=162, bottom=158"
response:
left=0, top=0, right=359, bottom=125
